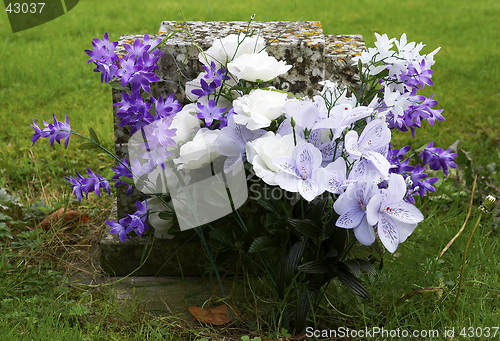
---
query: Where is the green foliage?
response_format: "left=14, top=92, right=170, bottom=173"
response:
left=241, top=336, right=262, bottom=341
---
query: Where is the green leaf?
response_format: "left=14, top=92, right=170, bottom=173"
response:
left=305, top=197, right=330, bottom=225
left=357, top=59, right=363, bottom=79
left=68, top=305, right=90, bottom=317
left=374, top=68, right=389, bottom=80
left=343, top=259, right=362, bottom=278
left=255, top=197, right=275, bottom=212
left=324, top=247, right=338, bottom=258
left=78, top=142, right=99, bottom=150
left=277, top=241, right=305, bottom=296
left=108, top=81, right=129, bottom=91
left=287, top=218, right=321, bottom=241
left=297, top=260, right=332, bottom=274
left=337, top=266, right=369, bottom=300
left=295, top=289, right=315, bottom=333
left=0, top=222, right=13, bottom=240
left=248, top=236, right=277, bottom=253
left=89, top=127, right=100, bottom=144
left=210, top=228, right=236, bottom=250
left=119, top=176, right=135, bottom=186
left=355, top=259, right=377, bottom=277
left=158, top=211, right=173, bottom=220
left=284, top=241, right=305, bottom=280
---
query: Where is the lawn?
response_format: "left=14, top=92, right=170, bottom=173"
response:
left=0, top=0, right=499, bottom=339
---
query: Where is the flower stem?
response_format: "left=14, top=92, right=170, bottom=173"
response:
left=449, top=213, right=482, bottom=318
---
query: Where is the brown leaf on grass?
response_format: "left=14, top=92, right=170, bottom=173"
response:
left=38, top=208, right=89, bottom=231
left=188, top=304, right=238, bottom=325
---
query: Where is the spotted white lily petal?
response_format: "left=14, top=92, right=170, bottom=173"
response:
left=298, top=178, right=319, bottom=202
left=377, top=216, right=400, bottom=253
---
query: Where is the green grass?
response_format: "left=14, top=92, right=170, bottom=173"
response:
left=1, top=0, right=500, bottom=339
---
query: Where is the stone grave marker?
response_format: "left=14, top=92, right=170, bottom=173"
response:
left=100, top=21, right=366, bottom=276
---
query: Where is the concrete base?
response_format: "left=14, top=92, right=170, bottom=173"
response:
left=99, top=201, right=207, bottom=276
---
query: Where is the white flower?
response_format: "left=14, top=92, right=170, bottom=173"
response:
left=344, top=119, right=392, bottom=176
left=200, top=34, right=266, bottom=67
left=232, top=89, right=288, bottom=130
left=169, top=104, right=202, bottom=148
left=366, top=173, right=424, bottom=253
left=245, top=132, right=298, bottom=185
left=272, top=142, right=327, bottom=202
left=147, top=197, right=175, bottom=239
left=227, top=51, right=292, bottom=82
left=173, top=128, right=221, bottom=170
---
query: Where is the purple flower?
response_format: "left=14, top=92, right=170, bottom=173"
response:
left=114, top=92, right=154, bottom=134
left=141, top=117, right=177, bottom=150
left=203, top=61, right=229, bottom=87
left=94, top=62, right=119, bottom=83
left=384, top=90, right=444, bottom=137
left=116, top=39, right=161, bottom=93
left=31, top=114, right=71, bottom=148
left=85, top=33, right=119, bottom=84
left=107, top=200, right=149, bottom=242
left=138, top=51, right=160, bottom=72
left=142, top=33, right=163, bottom=56
left=31, top=119, right=50, bottom=146
left=152, top=93, right=182, bottom=118
left=116, top=56, right=141, bottom=87
left=387, top=145, right=415, bottom=175
left=107, top=219, right=133, bottom=243
left=65, top=169, right=110, bottom=203
left=85, top=32, right=119, bottom=64
left=111, top=158, right=134, bottom=195
left=114, top=91, right=149, bottom=116
left=196, top=100, right=227, bottom=127
left=419, top=142, right=457, bottom=176
left=414, top=59, right=434, bottom=89
left=191, top=62, right=230, bottom=98
left=344, top=119, right=392, bottom=176
left=80, top=169, right=111, bottom=198
left=408, top=164, right=439, bottom=200
left=123, top=39, right=150, bottom=61
left=65, top=171, right=85, bottom=203
left=191, top=78, right=219, bottom=98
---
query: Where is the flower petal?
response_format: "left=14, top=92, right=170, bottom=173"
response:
left=353, top=217, right=376, bottom=245
left=358, top=119, right=391, bottom=152
left=275, top=171, right=299, bottom=192
left=395, top=220, right=417, bottom=243
left=336, top=206, right=365, bottom=228
left=363, top=150, right=391, bottom=177
left=384, top=201, right=424, bottom=224
left=344, top=130, right=361, bottom=159
left=377, top=216, right=400, bottom=253
left=298, top=178, right=319, bottom=202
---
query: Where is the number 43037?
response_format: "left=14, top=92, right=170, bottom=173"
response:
left=5, top=3, right=45, bottom=14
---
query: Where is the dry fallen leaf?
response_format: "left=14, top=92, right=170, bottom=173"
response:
left=188, top=304, right=238, bottom=325
left=38, top=208, right=89, bottom=231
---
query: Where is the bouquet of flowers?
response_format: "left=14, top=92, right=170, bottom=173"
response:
left=31, top=23, right=457, bottom=331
